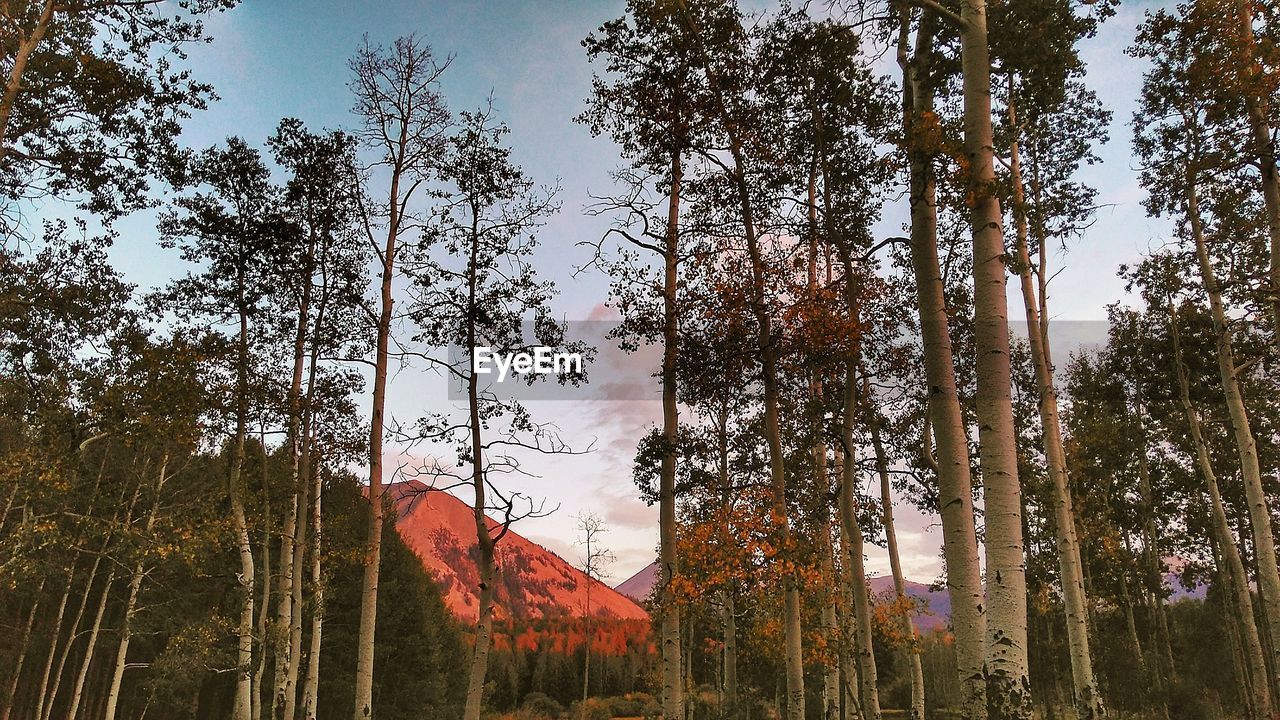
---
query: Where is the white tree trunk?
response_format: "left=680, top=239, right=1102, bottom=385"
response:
left=104, top=456, right=169, bottom=720
left=1008, top=106, right=1104, bottom=718
left=353, top=179, right=398, bottom=720
left=65, top=566, right=115, bottom=720
left=809, top=168, right=841, bottom=720
left=274, top=247, right=314, bottom=720
left=957, top=0, right=1031, bottom=713
left=839, top=365, right=880, bottom=720
left=1188, top=172, right=1280, bottom=690
left=866, top=396, right=926, bottom=720
left=659, top=150, right=685, bottom=720
left=898, top=13, right=987, bottom=718
left=1171, top=296, right=1273, bottom=720
left=301, top=438, right=325, bottom=720
left=252, top=444, right=271, bottom=720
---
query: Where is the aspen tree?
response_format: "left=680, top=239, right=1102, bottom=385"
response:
left=347, top=36, right=450, bottom=719
left=582, top=5, right=711, bottom=715
left=896, top=9, right=988, bottom=718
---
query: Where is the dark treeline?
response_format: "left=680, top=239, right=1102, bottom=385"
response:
left=5, top=0, right=1280, bottom=720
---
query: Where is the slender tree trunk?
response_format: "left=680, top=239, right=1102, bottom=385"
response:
left=838, top=363, right=880, bottom=720
left=721, top=590, right=738, bottom=719
left=270, top=470, right=295, bottom=719
left=584, top=567, right=592, bottom=704
left=1007, top=91, right=1104, bottom=719
left=34, top=571, right=74, bottom=720
left=1134, top=418, right=1176, bottom=706
left=284, top=466, right=309, bottom=720
left=1117, top=532, right=1143, bottom=663
left=1171, top=296, right=1273, bottom=720
left=1117, top=561, right=1142, bottom=659
left=462, top=535, right=497, bottom=720
left=866, top=390, right=925, bottom=720
left=253, top=440, right=272, bottom=720
left=354, top=117, right=410, bottom=720
left=660, top=148, right=685, bottom=720
left=955, top=0, right=1031, bottom=711
left=0, top=476, right=18, bottom=536
left=461, top=531, right=497, bottom=714
left=275, top=238, right=315, bottom=720
left=462, top=214, right=500, bottom=720
left=300, top=245, right=333, bottom=720
left=104, top=456, right=169, bottom=720
left=834, top=449, right=862, bottom=720
left=898, top=13, right=988, bottom=719
left=808, top=166, right=842, bottom=720
left=301, top=440, right=324, bottom=720
left=1233, top=0, right=1280, bottom=365
left=231, top=305, right=256, bottom=720
left=715, top=407, right=738, bottom=720
left=65, top=565, right=115, bottom=720
left=1188, top=166, right=1280, bottom=688
left=820, top=520, right=842, bottom=720
left=1, top=580, right=44, bottom=720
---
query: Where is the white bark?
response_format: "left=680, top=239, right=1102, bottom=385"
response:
left=65, top=566, right=115, bottom=720
left=839, top=366, right=880, bottom=720
left=103, top=456, right=169, bottom=720
left=866, top=396, right=926, bottom=720
left=957, top=0, right=1031, bottom=710
left=1188, top=173, right=1280, bottom=693
left=1008, top=101, right=1104, bottom=718
left=659, top=150, right=685, bottom=720
left=1171, top=297, right=1273, bottom=719
left=898, top=12, right=987, bottom=718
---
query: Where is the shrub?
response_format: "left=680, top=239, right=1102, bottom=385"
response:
left=570, top=697, right=610, bottom=720
left=606, top=692, right=661, bottom=718
left=521, top=692, right=564, bottom=718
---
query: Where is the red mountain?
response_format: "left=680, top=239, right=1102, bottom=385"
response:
left=386, top=480, right=649, bottom=623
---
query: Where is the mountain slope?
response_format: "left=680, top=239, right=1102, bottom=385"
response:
left=387, top=480, right=648, bottom=623
left=614, top=562, right=659, bottom=603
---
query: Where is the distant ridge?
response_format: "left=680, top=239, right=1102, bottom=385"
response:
left=614, top=561, right=949, bottom=631
left=387, top=480, right=649, bottom=623
left=615, top=562, right=659, bottom=603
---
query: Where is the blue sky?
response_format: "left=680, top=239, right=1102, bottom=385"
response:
left=102, top=0, right=1172, bottom=583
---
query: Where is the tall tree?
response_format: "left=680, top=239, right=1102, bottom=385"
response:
left=1132, top=7, right=1280, bottom=700
left=664, top=3, right=812, bottom=713
left=268, top=117, right=369, bottom=720
left=405, top=107, right=580, bottom=720
left=582, top=5, right=710, bottom=715
left=895, top=8, right=989, bottom=718
left=346, top=35, right=450, bottom=720
left=159, top=138, right=295, bottom=720
left=993, top=0, right=1112, bottom=708
left=1, top=0, right=236, bottom=230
